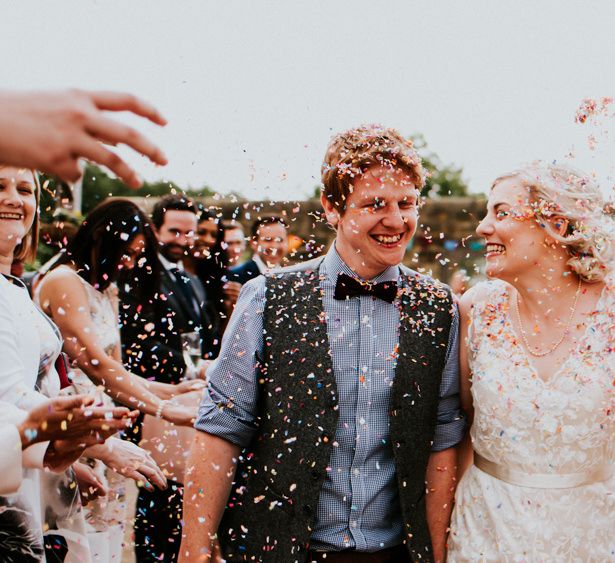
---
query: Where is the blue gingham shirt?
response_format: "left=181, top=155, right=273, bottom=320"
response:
left=196, top=244, right=464, bottom=552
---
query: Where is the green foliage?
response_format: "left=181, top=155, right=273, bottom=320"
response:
left=308, top=185, right=322, bottom=200
left=410, top=134, right=469, bottom=198
left=39, top=165, right=216, bottom=220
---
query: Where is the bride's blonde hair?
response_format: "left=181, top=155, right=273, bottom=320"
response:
left=492, top=162, right=614, bottom=283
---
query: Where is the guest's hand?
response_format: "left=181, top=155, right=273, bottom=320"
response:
left=94, top=437, right=167, bottom=491
left=43, top=437, right=100, bottom=472
left=195, top=359, right=213, bottom=381
left=223, top=281, right=242, bottom=306
left=162, top=401, right=198, bottom=427
left=175, top=379, right=207, bottom=394
left=18, top=395, right=136, bottom=448
left=73, top=461, right=107, bottom=505
left=41, top=403, right=136, bottom=472
left=0, top=89, right=167, bottom=186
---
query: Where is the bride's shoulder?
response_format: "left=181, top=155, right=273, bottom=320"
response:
left=459, top=279, right=508, bottom=313
left=598, top=272, right=615, bottom=311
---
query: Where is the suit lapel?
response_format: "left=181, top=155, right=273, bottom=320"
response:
left=161, top=268, right=200, bottom=326
left=189, top=273, right=206, bottom=306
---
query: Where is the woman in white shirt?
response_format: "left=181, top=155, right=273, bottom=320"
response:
left=0, top=166, right=160, bottom=562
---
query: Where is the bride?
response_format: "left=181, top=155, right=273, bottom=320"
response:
left=448, top=163, right=613, bottom=561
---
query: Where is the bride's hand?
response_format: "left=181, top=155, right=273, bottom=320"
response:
left=94, top=437, right=167, bottom=491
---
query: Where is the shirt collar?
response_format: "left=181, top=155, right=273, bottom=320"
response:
left=321, top=241, right=400, bottom=285
left=158, top=253, right=183, bottom=272
left=252, top=253, right=269, bottom=274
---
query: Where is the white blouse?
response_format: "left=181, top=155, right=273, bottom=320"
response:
left=0, top=274, right=60, bottom=408
left=0, top=402, right=47, bottom=495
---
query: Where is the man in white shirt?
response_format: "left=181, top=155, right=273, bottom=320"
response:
left=222, top=221, right=246, bottom=267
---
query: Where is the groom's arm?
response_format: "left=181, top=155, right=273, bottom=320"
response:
left=180, top=431, right=240, bottom=562
left=426, top=447, right=457, bottom=562
left=427, top=303, right=465, bottom=562
left=180, top=278, right=266, bottom=561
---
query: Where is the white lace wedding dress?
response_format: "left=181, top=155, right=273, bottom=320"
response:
left=448, top=279, right=614, bottom=562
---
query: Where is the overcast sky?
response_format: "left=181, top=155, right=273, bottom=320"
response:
left=4, top=0, right=615, bottom=200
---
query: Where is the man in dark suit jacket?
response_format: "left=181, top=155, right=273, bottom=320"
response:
left=229, top=215, right=289, bottom=284
left=119, top=194, right=213, bottom=563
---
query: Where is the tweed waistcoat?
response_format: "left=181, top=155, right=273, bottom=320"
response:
left=219, top=262, right=454, bottom=562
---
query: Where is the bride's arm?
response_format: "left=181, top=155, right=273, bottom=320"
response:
left=457, top=289, right=476, bottom=479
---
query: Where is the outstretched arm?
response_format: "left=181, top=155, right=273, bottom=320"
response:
left=38, top=269, right=194, bottom=426
left=0, top=89, right=167, bottom=186
left=179, top=432, right=240, bottom=563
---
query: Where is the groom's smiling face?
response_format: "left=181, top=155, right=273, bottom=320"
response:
left=322, top=164, right=419, bottom=279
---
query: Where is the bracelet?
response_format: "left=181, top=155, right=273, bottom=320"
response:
left=155, top=400, right=169, bottom=419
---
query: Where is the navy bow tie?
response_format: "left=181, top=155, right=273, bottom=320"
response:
left=334, top=273, right=398, bottom=303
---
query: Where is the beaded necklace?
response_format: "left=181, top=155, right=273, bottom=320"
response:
left=513, top=277, right=582, bottom=357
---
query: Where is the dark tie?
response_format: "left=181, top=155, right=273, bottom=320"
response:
left=169, top=267, right=200, bottom=317
left=334, top=272, right=398, bottom=303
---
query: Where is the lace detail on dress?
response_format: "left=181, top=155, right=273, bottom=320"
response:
left=449, top=278, right=614, bottom=562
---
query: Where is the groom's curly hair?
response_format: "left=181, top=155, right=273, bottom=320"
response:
left=320, top=124, right=425, bottom=215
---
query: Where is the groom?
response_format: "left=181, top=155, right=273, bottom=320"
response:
left=180, top=125, right=464, bottom=563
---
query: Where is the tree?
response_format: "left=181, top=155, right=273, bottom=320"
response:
left=308, top=185, right=322, bottom=200
left=39, top=164, right=217, bottom=221
left=410, top=134, right=469, bottom=198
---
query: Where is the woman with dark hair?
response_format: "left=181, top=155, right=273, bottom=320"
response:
left=52, top=198, right=161, bottom=307
left=36, top=198, right=199, bottom=560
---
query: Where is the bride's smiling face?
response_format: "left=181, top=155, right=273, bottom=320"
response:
left=0, top=166, right=37, bottom=257
left=476, top=177, right=548, bottom=281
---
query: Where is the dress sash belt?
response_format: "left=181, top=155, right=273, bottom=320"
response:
left=474, top=452, right=613, bottom=489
